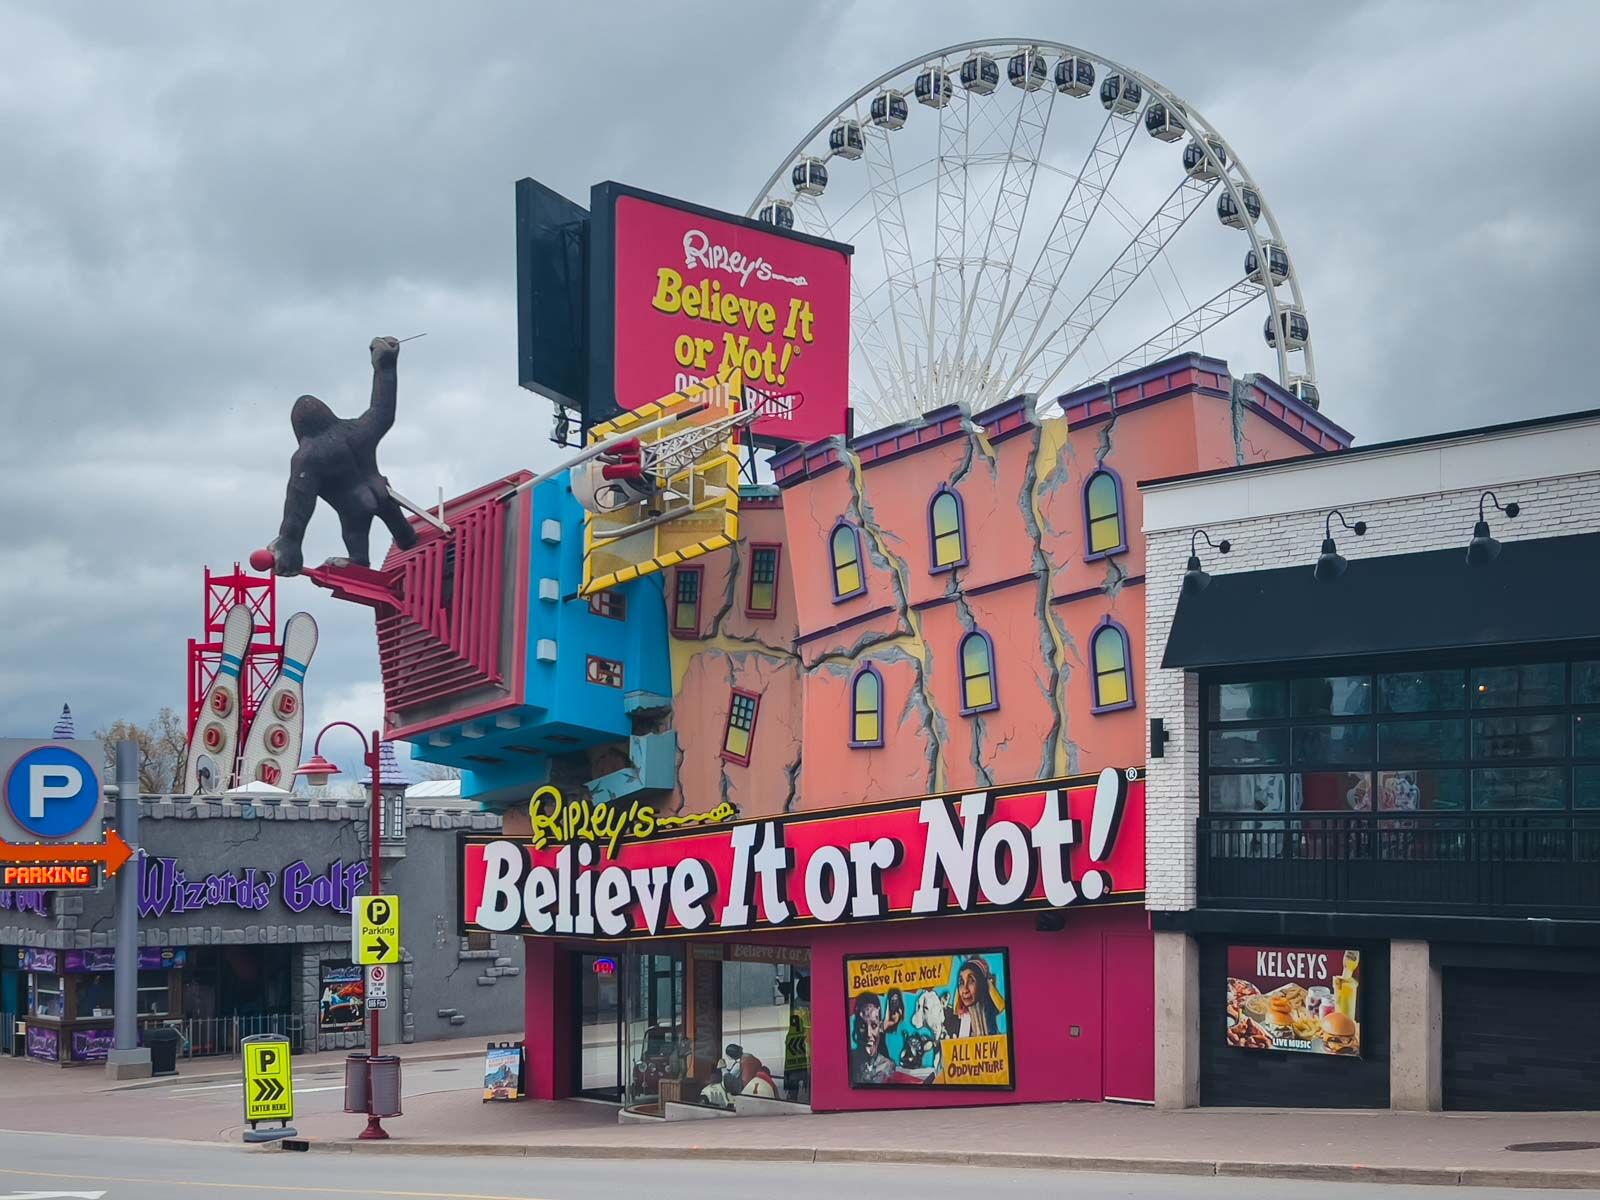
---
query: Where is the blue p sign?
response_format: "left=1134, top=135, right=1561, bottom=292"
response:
left=5, top=746, right=100, bottom=839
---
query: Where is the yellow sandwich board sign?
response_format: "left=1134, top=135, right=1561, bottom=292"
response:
left=353, top=894, right=401, bottom=965
left=242, top=1034, right=294, bottom=1123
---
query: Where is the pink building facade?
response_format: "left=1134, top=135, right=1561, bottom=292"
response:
left=478, top=353, right=1348, bottom=1115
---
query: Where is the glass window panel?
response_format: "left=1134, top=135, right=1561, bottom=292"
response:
left=1471, top=663, right=1564, bottom=709
left=1576, top=713, right=1600, bottom=758
left=1472, top=715, right=1566, bottom=761
left=1472, top=767, right=1567, bottom=810
left=1291, top=675, right=1372, bottom=717
left=1093, top=627, right=1126, bottom=675
left=964, top=673, right=994, bottom=711
left=1209, top=727, right=1288, bottom=767
left=1380, top=719, right=1466, bottom=763
left=749, top=580, right=775, bottom=612
left=1291, top=723, right=1374, bottom=766
left=1574, top=661, right=1600, bottom=705
left=831, top=527, right=862, bottom=596
left=1209, top=681, right=1287, bottom=722
left=1293, top=772, right=1372, bottom=812
left=1576, top=767, right=1600, bottom=809
left=854, top=712, right=879, bottom=744
left=934, top=530, right=963, bottom=566
left=1378, top=669, right=1465, bottom=713
left=1088, top=514, right=1122, bottom=554
left=1378, top=769, right=1466, bottom=811
left=1208, top=773, right=1285, bottom=813
left=1096, top=669, right=1129, bottom=708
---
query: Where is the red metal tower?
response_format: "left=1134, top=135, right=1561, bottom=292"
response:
left=186, top=563, right=283, bottom=741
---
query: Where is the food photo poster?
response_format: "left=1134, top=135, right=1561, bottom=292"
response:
left=846, top=950, right=1013, bottom=1089
left=1226, top=945, right=1360, bottom=1056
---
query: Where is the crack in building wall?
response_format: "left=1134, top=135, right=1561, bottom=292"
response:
left=837, top=440, right=948, bottom=794
left=1022, top=414, right=1080, bottom=778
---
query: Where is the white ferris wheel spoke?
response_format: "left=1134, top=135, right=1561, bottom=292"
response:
left=928, top=77, right=975, bottom=410
left=862, top=120, right=930, bottom=423
left=956, top=62, right=1056, bottom=411
left=1068, top=276, right=1263, bottom=396
left=991, top=106, right=1142, bottom=393
left=1010, top=173, right=1218, bottom=400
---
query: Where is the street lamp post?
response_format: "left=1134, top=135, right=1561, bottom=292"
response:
left=295, top=721, right=387, bottom=1141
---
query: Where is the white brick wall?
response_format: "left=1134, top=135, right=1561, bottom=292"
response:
left=1139, top=414, right=1600, bottom=910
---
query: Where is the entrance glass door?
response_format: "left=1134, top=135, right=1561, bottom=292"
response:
left=623, top=949, right=685, bottom=1107
left=575, top=953, right=622, bottom=1101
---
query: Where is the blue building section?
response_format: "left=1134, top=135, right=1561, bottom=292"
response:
left=406, top=471, right=671, bottom=807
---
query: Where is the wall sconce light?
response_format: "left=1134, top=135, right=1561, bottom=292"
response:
left=1183, top=529, right=1231, bottom=595
left=1466, top=490, right=1520, bottom=566
left=1314, top=509, right=1367, bottom=582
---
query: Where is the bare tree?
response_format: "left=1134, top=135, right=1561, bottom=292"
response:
left=410, top=760, right=463, bottom=783
left=93, top=707, right=187, bottom=793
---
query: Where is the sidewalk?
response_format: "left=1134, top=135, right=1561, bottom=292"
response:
left=115, top=1031, right=524, bottom=1089
left=286, top=1090, right=1600, bottom=1190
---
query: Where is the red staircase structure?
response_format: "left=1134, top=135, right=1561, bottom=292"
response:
left=186, top=564, right=282, bottom=741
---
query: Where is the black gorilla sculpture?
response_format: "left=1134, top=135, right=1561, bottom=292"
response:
left=264, top=337, right=419, bottom=575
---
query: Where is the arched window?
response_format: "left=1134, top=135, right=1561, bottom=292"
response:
left=1084, top=469, right=1127, bottom=559
left=959, top=630, right=998, bottom=715
left=830, top=521, right=865, bottom=599
left=850, top=665, right=884, bottom=747
left=1091, top=618, right=1135, bottom=712
left=928, top=487, right=966, bottom=571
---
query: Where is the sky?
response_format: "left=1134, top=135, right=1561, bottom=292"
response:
left=2, top=1, right=1597, bottom=774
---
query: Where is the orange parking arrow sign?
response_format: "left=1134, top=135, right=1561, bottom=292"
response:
left=0, top=829, right=134, bottom=877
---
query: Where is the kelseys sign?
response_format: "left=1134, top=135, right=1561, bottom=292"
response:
left=589, top=182, right=851, bottom=445
left=460, top=769, right=1143, bottom=939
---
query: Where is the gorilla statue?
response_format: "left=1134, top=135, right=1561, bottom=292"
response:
left=262, top=336, right=420, bottom=575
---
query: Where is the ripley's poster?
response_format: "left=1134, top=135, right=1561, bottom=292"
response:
left=594, top=183, right=852, bottom=445
left=1226, top=945, right=1362, bottom=1057
left=846, top=951, right=1014, bottom=1090
left=318, top=962, right=365, bottom=1033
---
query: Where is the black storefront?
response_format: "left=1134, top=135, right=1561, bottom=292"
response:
left=1162, top=531, right=1600, bottom=1111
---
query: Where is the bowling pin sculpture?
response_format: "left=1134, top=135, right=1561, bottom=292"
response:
left=238, top=611, right=319, bottom=789
left=182, top=603, right=253, bottom=795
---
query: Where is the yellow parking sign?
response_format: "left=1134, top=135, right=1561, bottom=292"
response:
left=242, top=1035, right=294, bottom=1123
left=354, top=894, right=401, bottom=965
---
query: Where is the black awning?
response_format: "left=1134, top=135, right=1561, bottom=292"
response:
left=1162, top=530, right=1600, bottom=670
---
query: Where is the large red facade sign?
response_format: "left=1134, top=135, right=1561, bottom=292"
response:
left=459, top=769, right=1144, bottom=940
left=590, top=183, right=852, bottom=445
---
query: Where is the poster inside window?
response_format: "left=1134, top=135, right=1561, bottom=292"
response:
left=1226, top=945, right=1360, bottom=1056
left=318, top=962, right=365, bottom=1032
left=845, top=950, right=1013, bottom=1089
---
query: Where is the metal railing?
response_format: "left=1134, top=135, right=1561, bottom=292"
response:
left=142, top=1012, right=307, bottom=1059
left=1198, top=812, right=1600, bottom=918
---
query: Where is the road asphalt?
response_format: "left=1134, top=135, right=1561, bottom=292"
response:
left=1, top=1130, right=1594, bottom=1200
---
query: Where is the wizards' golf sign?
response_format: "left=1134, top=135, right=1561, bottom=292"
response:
left=242, top=1034, right=294, bottom=1123
left=353, top=894, right=401, bottom=965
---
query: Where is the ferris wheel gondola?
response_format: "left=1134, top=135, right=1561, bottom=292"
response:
left=749, top=39, right=1318, bottom=431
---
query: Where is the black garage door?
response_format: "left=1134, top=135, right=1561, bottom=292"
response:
left=1443, top=967, right=1600, bottom=1111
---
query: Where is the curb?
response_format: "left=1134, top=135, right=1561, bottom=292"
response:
left=284, top=1139, right=1600, bottom=1188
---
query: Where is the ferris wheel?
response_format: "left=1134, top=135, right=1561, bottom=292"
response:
left=747, top=40, right=1318, bottom=433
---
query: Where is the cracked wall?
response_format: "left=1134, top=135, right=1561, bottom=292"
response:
left=651, top=369, right=1329, bottom=818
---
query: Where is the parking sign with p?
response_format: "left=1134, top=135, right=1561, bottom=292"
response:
left=0, top=741, right=104, bottom=843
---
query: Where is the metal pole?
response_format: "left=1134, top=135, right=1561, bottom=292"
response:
left=105, top=739, right=150, bottom=1079
left=361, top=731, right=388, bottom=1140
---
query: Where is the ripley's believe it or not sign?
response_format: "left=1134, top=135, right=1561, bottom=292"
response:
left=460, top=769, right=1143, bottom=939
left=590, top=183, right=852, bottom=445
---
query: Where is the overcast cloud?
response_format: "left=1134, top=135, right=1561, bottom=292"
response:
left=2, top=1, right=1597, bottom=769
